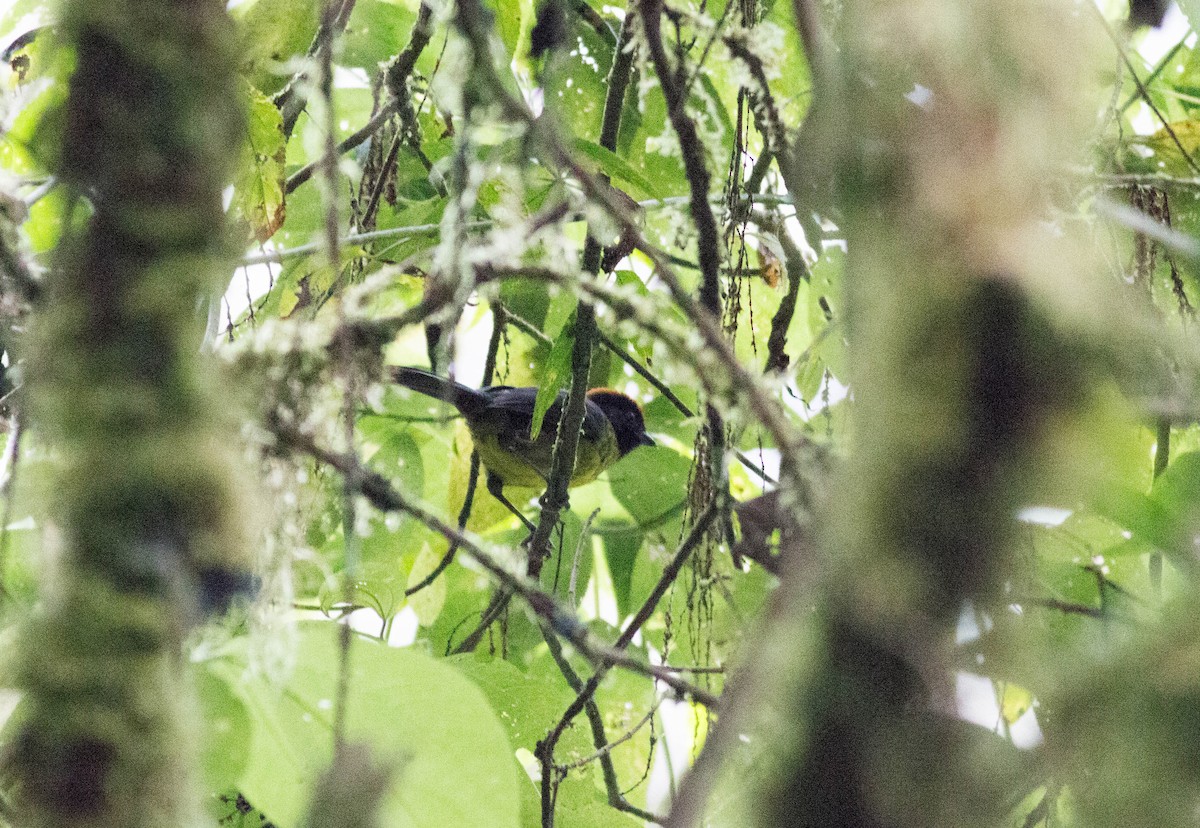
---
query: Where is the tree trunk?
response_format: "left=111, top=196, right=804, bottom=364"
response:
left=11, top=1, right=249, bottom=824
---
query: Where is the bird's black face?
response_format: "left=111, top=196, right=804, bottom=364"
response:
left=587, top=390, right=655, bottom=457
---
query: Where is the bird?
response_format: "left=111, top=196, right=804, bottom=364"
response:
left=390, top=366, right=654, bottom=528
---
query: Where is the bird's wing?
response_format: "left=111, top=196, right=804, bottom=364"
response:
left=483, top=388, right=609, bottom=442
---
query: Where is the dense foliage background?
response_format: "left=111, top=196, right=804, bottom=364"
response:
left=5, top=0, right=1200, bottom=825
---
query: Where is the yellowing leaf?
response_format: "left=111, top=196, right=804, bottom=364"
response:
left=234, top=81, right=287, bottom=242
left=1143, top=120, right=1200, bottom=177
left=999, top=682, right=1033, bottom=725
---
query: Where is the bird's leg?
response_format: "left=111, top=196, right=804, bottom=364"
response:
left=487, top=472, right=536, bottom=534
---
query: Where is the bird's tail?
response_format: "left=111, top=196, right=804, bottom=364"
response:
left=389, top=366, right=490, bottom=418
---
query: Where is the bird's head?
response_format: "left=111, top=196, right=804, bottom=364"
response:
left=586, top=388, right=655, bottom=457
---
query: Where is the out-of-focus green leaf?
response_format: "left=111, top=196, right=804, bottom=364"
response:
left=486, top=0, right=530, bottom=58
left=1139, top=120, right=1200, bottom=177
left=501, top=278, right=553, bottom=331
left=194, top=662, right=253, bottom=796
left=1093, top=452, right=1200, bottom=570
left=451, top=656, right=591, bottom=755
left=541, top=11, right=613, bottom=140
left=22, top=186, right=66, bottom=253
left=543, top=289, right=577, bottom=340
left=359, top=419, right=425, bottom=496
left=998, top=681, right=1033, bottom=725
left=553, top=772, right=646, bottom=827
left=235, top=0, right=320, bottom=95
left=2, top=80, right=66, bottom=174
left=1147, top=451, right=1200, bottom=555
left=342, top=0, right=421, bottom=73
left=207, top=623, right=520, bottom=828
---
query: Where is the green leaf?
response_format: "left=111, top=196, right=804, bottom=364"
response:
left=451, top=657, right=591, bottom=755
left=407, top=542, right=448, bottom=626
left=1145, top=451, right=1200, bottom=564
left=1139, top=120, right=1200, bottom=177
left=485, top=0, right=529, bottom=57
left=573, top=139, right=661, bottom=200
left=235, top=0, right=321, bottom=96
left=553, top=771, right=646, bottom=827
left=22, top=186, right=67, bottom=253
left=2, top=80, right=67, bottom=175
left=762, top=2, right=813, bottom=123
left=539, top=509, right=593, bottom=604
left=531, top=316, right=575, bottom=441
left=423, top=561, right=496, bottom=655
left=543, top=288, right=577, bottom=340
left=590, top=661, right=658, bottom=801
left=695, top=70, right=736, bottom=156
left=359, top=419, right=425, bottom=497
left=193, top=662, right=254, bottom=796
left=541, top=11, right=614, bottom=140
left=342, top=0, right=421, bottom=73
left=1094, top=452, right=1200, bottom=568
left=640, top=392, right=697, bottom=442
left=206, top=623, right=520, bottom=828
left=602, top=527, right=644, bottom=619
left=608, top=445, right=691, bottom=527
left=500, top=278, right=552, bottom=330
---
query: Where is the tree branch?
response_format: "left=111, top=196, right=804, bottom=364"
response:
left=275, top=0, right=360, bottom=138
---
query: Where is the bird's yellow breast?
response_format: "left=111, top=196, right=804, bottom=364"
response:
left=469, top=423, right=619, bottom=488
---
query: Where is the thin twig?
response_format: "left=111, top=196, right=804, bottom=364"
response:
left=537, top=621, right=664, bottom=826
left=1120, top=34, right=1187, bottom=113
left=558, top=696, right=665, bottom=771
left=639, top=0, right=722, bottom=320
left=568, top=509, right=599, bottom=607
left=724, top=34, right=789, bottom=157
left=239, top=194, right=796, bottom=265
left=287, top=1, right=436, bottom=193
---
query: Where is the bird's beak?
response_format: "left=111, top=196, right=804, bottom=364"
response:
left=638, top=433, right=655, bottom=448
